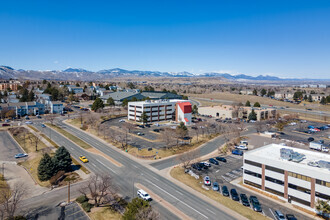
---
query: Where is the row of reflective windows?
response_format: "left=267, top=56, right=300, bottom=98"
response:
left=245, top=160, right=329, bottom=187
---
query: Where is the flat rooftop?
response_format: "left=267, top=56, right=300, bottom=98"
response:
left=245, top=144, right=330, bottom=175
left=128, top=99, right=190, bottom=105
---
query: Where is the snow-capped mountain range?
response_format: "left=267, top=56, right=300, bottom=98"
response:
left=0, top=65, right=328, bottom=82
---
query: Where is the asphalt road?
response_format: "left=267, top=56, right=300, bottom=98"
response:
left=194, top=97, right=330, bottom=117
left=150, top=127, right=255, bottom=170
left=0, top=131, right=24, bottom=161
left=32, top=121, right=239, bottom=220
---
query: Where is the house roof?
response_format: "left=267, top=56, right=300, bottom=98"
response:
left=101, top=91, right=145, bottom=101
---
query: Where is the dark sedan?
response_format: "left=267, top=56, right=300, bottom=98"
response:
left=240, top=194, right=250, bottom=207
left=221, top=186, right=229, bottom=197
left=216, top=157, right=227, bottom=162
left=209, top=158, right=219, bottom=165
left=249, top=196, right=262, bottom=212
left=230, top=189, right=239, bottom=201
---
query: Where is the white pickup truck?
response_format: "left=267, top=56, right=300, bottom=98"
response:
left=309, top=142, right=329, bottom=152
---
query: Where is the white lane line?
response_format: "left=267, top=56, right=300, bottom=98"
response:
left=176, top=190, right=183, bottom=195
left=92, top=163, right=96, bottom=167
left=97, top=159, right=117, bottom=174
left=133, top=164, right=138, bottom=168
left=269, top=208, right=276, bottom=219
left=146, top=180, right=209, bottom=219
left=206, top=208, right=216, bottom=215
left=152, top=176, right=159, bottom=181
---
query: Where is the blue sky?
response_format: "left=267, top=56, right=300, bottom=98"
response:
left=0, top=0, right=330, bottom=78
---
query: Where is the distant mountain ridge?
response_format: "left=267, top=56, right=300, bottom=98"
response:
left=0, top=65, right=328, bottom=82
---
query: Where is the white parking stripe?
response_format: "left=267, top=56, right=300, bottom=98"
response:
left=269, top=208, right=276, bottom=219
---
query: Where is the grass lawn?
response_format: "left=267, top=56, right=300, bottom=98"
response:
left=10, top=128, right=48, bottom=153
left=20, top=154, right=50, bottom=187
left=45, top=123, right=91, bottom=149
left=171, top=167, right=268, bottom=220
left=27, top=125, right=39, bottom=132
left=89, top=206, right=122, bottom=220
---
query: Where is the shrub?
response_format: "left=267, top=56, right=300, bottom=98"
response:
left=76, top=195, right=89, bottom=204
left=81, top=201, right=94, bottom=212
left=49, top=170, right=65, bottom=185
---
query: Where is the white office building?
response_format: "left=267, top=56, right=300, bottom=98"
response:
left=243, top=144, right=330, bottom=211
left=127, top=99, right=192, bottom=125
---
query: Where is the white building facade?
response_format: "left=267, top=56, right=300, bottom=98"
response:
left=243, top=144, right=330, bottom=211
left=128, top=99, right=192, bottom=125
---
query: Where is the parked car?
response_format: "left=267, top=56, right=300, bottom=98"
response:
left=119, top=119, right=125, bottom=122
left=79, top=156, right=89, bottom=163
left=249, top=196, right=262, bottom=212
left=232, top=149, right=243, bottom=156
left=138, top=125, right=145, bottom=128
left=37, top=115, right=42, bottom=118
left=2, top=123, right=10, bottom=127
left=25, top=121, right=33, bottom=124
left=216, top=157, right=227, bottom=162
left=204, top=176, right=211, bottom=186
left=240, top=194, right=250, bottom=206
left=230, top=189, right=239, bottom=201
left=41, top=124, right=46, bottom=128
left=285, top=214, right=297, bottom=220
left=25, top=116, right=30, bottom=120
left=209, top=158, right=219, bottom=165
left=274, top=210, right=286, bottom=220
left=5, top=119, right=10, bottom=122
left=202, top=162, right=211, bottom=167
left=153, top=129, right=160, bottom=132
left=137, top=189, right=152, bottom=201
left=235, top=145, right=248, bottom=150
left=198, top=163, right=208, bottom=170
left=221, top=186, right=229, bottom=197
left=212, top=182, right=219, bottom=191
left=307, top=137, right=315, bottom=142
left=15, top=153, right=28, bottom=159
left=137, top=132, right=144, bottom=136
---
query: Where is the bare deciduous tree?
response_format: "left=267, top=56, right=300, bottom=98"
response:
left=79, top=173, right=117, bottom=207
left=177, top=149, right=201, bottom=169
left=0, top=182, right=28, bottom=219
left=135, top=206, right=160, bottom=220
left=161, top=128, right=175, bottom=149
left=28, top=132, right=42, bottom=151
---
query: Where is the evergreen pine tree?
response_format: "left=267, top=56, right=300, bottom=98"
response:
left=248, top=109, right=257, bottom=121
left=253, top=102, right=261, bottom=107
left=38, top=153, right=55, bottom=181
left=245, top=100, right=251, bottom=106
left=91, top=98, right=104, bottom=111
left=53, top=146, right=72, bottom=172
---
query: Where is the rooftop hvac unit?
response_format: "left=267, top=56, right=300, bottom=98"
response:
left=280, top=148, right=305, bottom=163
left=318, top=160, right=330, bottom=169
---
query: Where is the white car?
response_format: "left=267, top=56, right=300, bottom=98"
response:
left=119, top=119, right=125, bottom=122
left=204, top=176, right=211, bottom=186
left=25, top=121, right=33, bottom=124
left=202, top=162, right=211, bottom=167
left=137, top=189, right=152, bottom=201
left=235, top=145, right=248, bottom=150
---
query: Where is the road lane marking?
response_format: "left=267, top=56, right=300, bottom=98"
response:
left=97, top=159, right=117, bottom=174
left=146, top=180, right=209, bottom=219
left=176, top=190, right=183, bottom=195
left=206, top=208, right=216, bottom=215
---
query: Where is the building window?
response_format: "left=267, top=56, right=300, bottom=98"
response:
left=316, top=179, right=330, bottom=187
left=289, top=196, right=310, bottom=207
left=244, top=169, right=262, bottom=178
left=288, top=183, right=310, bottom=194
left=244, top=160, right=262, bottom=168
left=265, top=176, right=284, bottom=185
left=266, top=165, right=284, bottom=174
left=244, top=180, right=261, bottom=189
left=265, top=187, right=284, bottom=197
left=316, top=192, right=330, bottom=200
left=136, top=106, right=142, bottom=109
left=288, top=172, right=311, bottom=182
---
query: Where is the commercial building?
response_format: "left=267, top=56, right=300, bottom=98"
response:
left=198, top=105, right=276, bottom=121
left=127, top=99, right=192, bottom=125
left=243, top=144, right=330, bottom=211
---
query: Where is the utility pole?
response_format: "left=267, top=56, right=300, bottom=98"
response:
left=68, top=181, right=70, bottom=203
left=2, top=163, right=4, bottom=181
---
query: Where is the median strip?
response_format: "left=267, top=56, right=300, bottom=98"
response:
left=45, top=123, right=91, bottom=149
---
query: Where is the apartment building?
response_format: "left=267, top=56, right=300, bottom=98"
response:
left=127, top=99, right=192, bottom=125
left=0, top=82, right=21, bottom=91
left=243, top=144, right=330, bottom=211
left=0, top=102, right=45, bottom=117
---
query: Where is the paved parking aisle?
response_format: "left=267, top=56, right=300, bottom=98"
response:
left=0, top=131, right=24, bottom=161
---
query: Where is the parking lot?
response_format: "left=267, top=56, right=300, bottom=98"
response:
left=188, top=144, right=310, bottom=219
left=0, top=131, right=25, bottom=161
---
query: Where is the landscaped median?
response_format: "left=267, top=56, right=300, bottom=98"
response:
left=170, top=167, right=269, bottom=220
left=45, top=123, right=91, bottom=149
left=0, top=174, right=10, bottom=203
